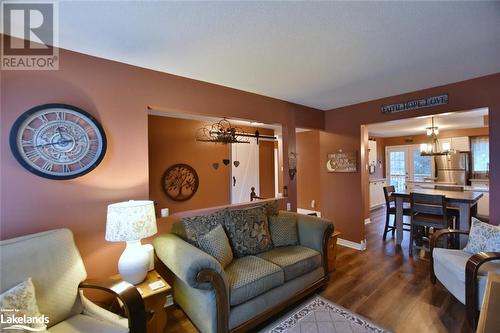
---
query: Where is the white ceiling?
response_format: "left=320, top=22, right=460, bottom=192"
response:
left=367, top=108, right=488, bottom=138
left=4, top=1, right=500, bottom=110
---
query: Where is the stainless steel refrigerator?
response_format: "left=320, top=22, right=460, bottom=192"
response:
left=435, top=152, right=470, bottom=185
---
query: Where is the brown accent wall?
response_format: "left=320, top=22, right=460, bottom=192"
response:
left=324, top=73, right=500, bottom=243
left=148, top=116, right=275, bottom=214
left=0, top=38, right=324, bottom=278
left=296, top=130, right=321, bottom=211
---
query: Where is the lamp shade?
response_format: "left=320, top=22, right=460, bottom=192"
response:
left=105, top=200, right=157, bottom=242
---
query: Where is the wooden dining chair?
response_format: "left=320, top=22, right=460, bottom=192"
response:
left=382, top=185, right=411, bottom=241
left=409, top=193, right=456, bottom=256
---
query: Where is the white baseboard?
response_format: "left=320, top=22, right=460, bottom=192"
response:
left=364, top=218, right=371, bottom=225
left=337, top=238, right=367, bottom=251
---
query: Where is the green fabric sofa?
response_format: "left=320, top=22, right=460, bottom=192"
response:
left=154, top=207, right=334, bottom=333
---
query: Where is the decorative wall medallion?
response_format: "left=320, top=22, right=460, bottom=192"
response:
left=212, top=162, right=219, bottom=170
left=233, top=160, right=240, bottom=167
left=9, top=104, right=107, bottom=180
left=162, top=164, right=199, bottom=201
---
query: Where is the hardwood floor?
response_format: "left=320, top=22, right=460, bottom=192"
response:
left=166, top=208, right=471, bottom=333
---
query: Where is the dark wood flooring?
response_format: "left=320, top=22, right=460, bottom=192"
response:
left=166, top=207, right=471, bottom=333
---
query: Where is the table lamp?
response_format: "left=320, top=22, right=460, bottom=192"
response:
left=106, top=200, right=157, bottom=284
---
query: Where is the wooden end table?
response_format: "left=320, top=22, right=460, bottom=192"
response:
left=327, top=231, right=341, bottom=273
left=113, top=270, right=172, bottom=333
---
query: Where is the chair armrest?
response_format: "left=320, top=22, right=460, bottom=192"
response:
left=154, top=233, right=230, bottom=333
left=79, top=278, right=146, bottom=333
left=465, top=252, right=500, bottom=328
left=430, top=229, right=469, bottom=251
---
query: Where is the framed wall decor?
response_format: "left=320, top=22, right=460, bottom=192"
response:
left=162, top=164, right=199, bottom=201
left=326, top=151, right=358, bottom=173
left=9, top=104, right=107, bottom=180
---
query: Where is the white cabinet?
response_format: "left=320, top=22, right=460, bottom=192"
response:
left=369, top=179, right=387, bottom=209
left=368, top=139, right=377, bottom=166
left=451, top=136, right=470, bottom=152
left=477, top=192, right=489, bottom=217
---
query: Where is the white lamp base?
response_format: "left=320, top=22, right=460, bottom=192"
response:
left=118, top=240, right=149, bottom=285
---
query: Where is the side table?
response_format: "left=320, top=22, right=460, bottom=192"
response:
left=113, top=270, right=172, bottom=333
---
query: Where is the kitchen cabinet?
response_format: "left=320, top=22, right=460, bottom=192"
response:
left=451, top=136, right=470, bottom=152
left=369, top=179, right=387, bottom=209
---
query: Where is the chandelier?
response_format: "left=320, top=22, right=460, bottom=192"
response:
left=420, top=117, right=449, bottom=156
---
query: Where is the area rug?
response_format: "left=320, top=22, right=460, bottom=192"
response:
left=259, top=295, right=392, bottom=333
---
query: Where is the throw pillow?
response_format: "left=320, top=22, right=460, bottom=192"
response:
left=464, top=218, right=500, bottom=254
left=262, top=201, right=279, bottom=216
left=269, top=214, right=299, bottom=247
left=225, top=206, right=273, bottom=257
left=0, top=278, right=47, bottom=331
left=171, top=209, right=228, bottom=245
left=197, top=224, right=234, bottom=268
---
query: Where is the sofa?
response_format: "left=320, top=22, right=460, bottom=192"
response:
left=153, top=201, right=334, bottom=333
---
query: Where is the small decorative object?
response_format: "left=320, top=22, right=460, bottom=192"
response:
left=212, top=162, right=219, bottom=170
left=195, top=117, right=276, bottom=145
left=326, top=150, right=358, bottom=172
left=288, top=152, right=297, bottom=180
left=233, top=160, right=240, bottom=167
left=105, top=200, right=157, bottom=284
left=222, top=159, right=230, bottom=166
left=162, top=164, right=199, bottom=201
left=9, top=104, right=107, bottom=180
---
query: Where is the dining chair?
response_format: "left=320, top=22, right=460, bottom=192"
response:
left=434, top=185, right=463, bottom=225
left=382, top=186, right=411, bottom=241
left=409, top=193, right=456, bottom=256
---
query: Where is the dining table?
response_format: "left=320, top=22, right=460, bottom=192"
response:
left=391, top=188, right=483, bottom=246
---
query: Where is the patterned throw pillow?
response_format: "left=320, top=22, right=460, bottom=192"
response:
left=0, top=278, right=47, bottom=331
left=269, top=214, right=299, bottom=247
left=463, top=218, right=500, bottom=254
left=262, top=201, right=279, bottom=216
left=197, top=224, right=234, bottom=268
left=171, top=209, right=228, bottom=245
left=225, top=206, right=273, bottom=257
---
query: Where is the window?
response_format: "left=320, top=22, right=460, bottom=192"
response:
left=413, top=150, right=432, bottom=178
left=471, top=136, right=489, bottom=172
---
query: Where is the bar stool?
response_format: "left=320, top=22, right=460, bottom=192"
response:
left=382, top=186, right=411, bottom=240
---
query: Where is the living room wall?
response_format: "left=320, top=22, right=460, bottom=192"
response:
left=323, top=73, right=500, bottom=244
left=148, top=115, right=276, bottom=215
left=0, top=38, right=324, bottom=277
left=296, top=130, right=321, bottom=211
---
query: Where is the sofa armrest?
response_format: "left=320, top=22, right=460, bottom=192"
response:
left=79, top=278, right=145, bottom=333
left=153, top=233, right=228, bottom=291
left=465, top=252, right=500, bottom=328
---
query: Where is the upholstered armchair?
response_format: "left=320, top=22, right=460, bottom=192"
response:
left=0, top=229, right=146, bottom=333
left=430, top=229, right=500, bottom=328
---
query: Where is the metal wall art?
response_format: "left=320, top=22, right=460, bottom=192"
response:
left=162, top=164, right=199, bottom=201
left=326, top=150, right=358, bottom=173
left=288, top=152, right=297, bottom=180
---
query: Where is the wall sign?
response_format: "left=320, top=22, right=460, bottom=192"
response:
left=381, top=94, right=448, bottom=114
left=326, top=151, right=358, bottom=173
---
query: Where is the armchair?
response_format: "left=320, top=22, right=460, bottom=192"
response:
left=430, top=229, right=500, bottom=328
left=0, top=229, right=146, bottom=333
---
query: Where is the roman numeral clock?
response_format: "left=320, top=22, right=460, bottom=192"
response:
left=9, top=104, right=107, bottom=180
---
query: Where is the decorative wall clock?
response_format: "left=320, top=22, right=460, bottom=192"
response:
left=162, top=164, right=199, bottom=201
left=9, top=104, right=107, bottom=180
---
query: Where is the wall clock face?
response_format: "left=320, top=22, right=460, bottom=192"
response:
left=9, top=104, right=107, bottom=180
left=162, top=164, right=199, bottom=201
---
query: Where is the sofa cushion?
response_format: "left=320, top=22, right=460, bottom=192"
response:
left=171, top=209, right=227, bottom=245
left=433, top=248, right=500, bottom=304
left=197, top=225, right=233, bottom=268
left=257, top=246, right=321, bottom=281
left=463, top=218, right=500, bottom=254
left=225, top=256, right=284, bottom=306
left=269, top=214, right=298, bottom=247
left=225, top=206, right=273, bottom=257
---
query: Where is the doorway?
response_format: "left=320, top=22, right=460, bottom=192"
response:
left=231, top=138, right=260, bottom=204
